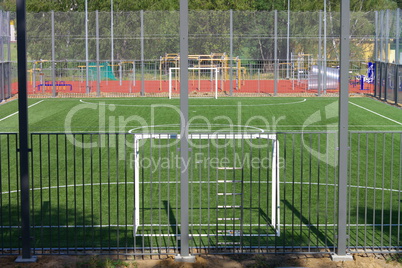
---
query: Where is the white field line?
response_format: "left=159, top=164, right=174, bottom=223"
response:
left=349, top=101, right=402, bottom=126
left=1, top=223, right=401, bottom=229
left=0, top=100, right=44, bottom=122
left=2, top=180, right=399, bottom=195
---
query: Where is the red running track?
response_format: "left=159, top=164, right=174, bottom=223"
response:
left=11, top=79, right=374, bottom=95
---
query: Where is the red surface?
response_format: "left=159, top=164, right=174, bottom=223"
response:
left=11, top=79, right=374, bottom=95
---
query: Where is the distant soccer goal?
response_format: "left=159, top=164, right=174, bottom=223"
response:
left=169, top=67, right=219, bottom=99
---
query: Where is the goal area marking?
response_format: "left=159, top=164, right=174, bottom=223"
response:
left=168, top=67, right=219, bottom=99
left=133, top=133, right=280, bottom=237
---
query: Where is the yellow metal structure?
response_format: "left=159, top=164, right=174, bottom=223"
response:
left=159, top=53, right=245, bottom=91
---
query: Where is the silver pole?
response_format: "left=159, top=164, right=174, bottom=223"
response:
left=386, top=10, right=390, bottom=64
left=176, top=0, right=194, bottom=263
left=274, top=10, right=278, bottom=96
left=374, top=11, right=378, bottom=61
left=96, top=10, right=100, bottom=97
left=7, top=12, right=11, bottom=98
left=380, top=11, right=384, bottom=62
left=335, top=0, right=351, bottom=260
left=85, top=0, right=89, bottom=93
left=229, top=9, right=233, bottom=96
left=318, top=11, right=322, bottom=96
left=397, top=9, right=400, bottom=64
left=51, top=11, right=56, bottom=97
left=286, top=0, right=290, bottom=79
left=111, top=0, right=114, bottom=68
left=140, top=10, right=145, bottom=96
left=395, top=9, right=400, bottom=104
left=323, top=0, right=327, bottom=94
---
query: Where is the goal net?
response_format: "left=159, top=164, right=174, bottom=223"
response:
left=169, top=67, right=219, bottom=99
left=132, top=133, right=280, bottom=241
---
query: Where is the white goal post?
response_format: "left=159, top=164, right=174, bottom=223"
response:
left=133, top=133, right=280, bottom=237
left=168, top=67, right=219, bottom=99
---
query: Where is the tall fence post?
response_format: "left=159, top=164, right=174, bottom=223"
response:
left=395, top=9, right=400, bottom=105
left=140, top=10, right=145, bottom=96
left=332, top=0, right=353, bottom=261
left=176, top=0, right=195, bottom=262
left=96, top=10, right=100, bottom=97
left=229, top=9, right=233, bottom=96
left=274, top=10, right=278, bottom=96
left=51, top=11, right=56, bottom=97
left=15, top=0, right=36, bottom=262
left=85, top=0, right=89, bottom=93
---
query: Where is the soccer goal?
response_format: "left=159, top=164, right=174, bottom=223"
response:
left=168, top=67, right=219, bottom=99
left=132, top=133, right=280, bottom=238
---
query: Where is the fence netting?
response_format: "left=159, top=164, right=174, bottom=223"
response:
left=0, top=10, right=387, bottom=96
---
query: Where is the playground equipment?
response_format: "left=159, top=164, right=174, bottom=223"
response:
left=37, top=81, right=73, bottom=93
left=159, top=53, right=246, bottom=92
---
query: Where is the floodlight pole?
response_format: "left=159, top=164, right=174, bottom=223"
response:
left=332, top=0, right=353, bottom=261
left=15, top=0, right=36, bottom=262
left=176, top=0, right=195, bottom=263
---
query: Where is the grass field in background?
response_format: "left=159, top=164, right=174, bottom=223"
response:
left=0, top=97, right=401, bottom=133
left=0, top=96, right=401, bottom=251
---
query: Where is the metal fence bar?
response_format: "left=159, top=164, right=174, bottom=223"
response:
left=336, top=0, right=351, bottom=258
left=1, top=131, right=402, bottom=255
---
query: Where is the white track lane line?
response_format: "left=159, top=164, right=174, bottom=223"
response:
left=349, top=101, right=402, bottom=126
left=0, top=100, right=44, bottom=122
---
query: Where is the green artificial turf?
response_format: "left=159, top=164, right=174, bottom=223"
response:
left=0, top=96, right=401, bottom=252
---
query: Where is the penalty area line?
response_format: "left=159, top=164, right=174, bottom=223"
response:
left=0, top=100, right=44, bottom=122
left=349, top=101, right=402, bottom=126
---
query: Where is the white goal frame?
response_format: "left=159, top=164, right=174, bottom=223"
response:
left=168, top=67, right=219, bottom=99
left=133, top=133, right=280, bottom=237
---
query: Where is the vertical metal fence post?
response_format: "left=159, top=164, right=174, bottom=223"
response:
left=286, top=0, right=290, bottom=79
left=332, top=0, right=353, bottom=261
left=51, top=11, right=56, bottom=97
left=140, top=10, right=145, bottom=96
left=7, top=11, right=11, bottom=99
left=374, top=11, right=378, bottom=62
left=229, top=9, right=233, bottom=96
left=15, top=0, right=36, bottom=262
left=96, top=10, right=100, bottom=97
left=0, top=11, right=3, bottom=101
left=274, top=10, right=278, bottom=96
left=318, top=11, right=322, bottom=96
left=110, top=0, right=114, bottom=70
left=323, top=1, right=327, bottom=94
left=395, top=9, right=400, bottom=105
left=176, top=0, right=195, bottom=263
left=85, top=0, right=89, bottom=93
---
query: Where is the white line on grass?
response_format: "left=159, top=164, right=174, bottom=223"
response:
left=349, top=101, right=402, bottom=126
left=0, top=100, right=44, bottom=122
left=2, top=181, right=399, bottom=195
left=79, top=98, right=307, bottom=107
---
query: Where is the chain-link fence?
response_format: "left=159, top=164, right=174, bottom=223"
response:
left=0, top=11, right=12, bottom=102
left=4, top=10, right=381, bottom=96
left=373, top=9, right=402, bottom=105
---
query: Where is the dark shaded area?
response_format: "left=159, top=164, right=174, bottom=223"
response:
left=282, top=199, right=334, bottom=248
